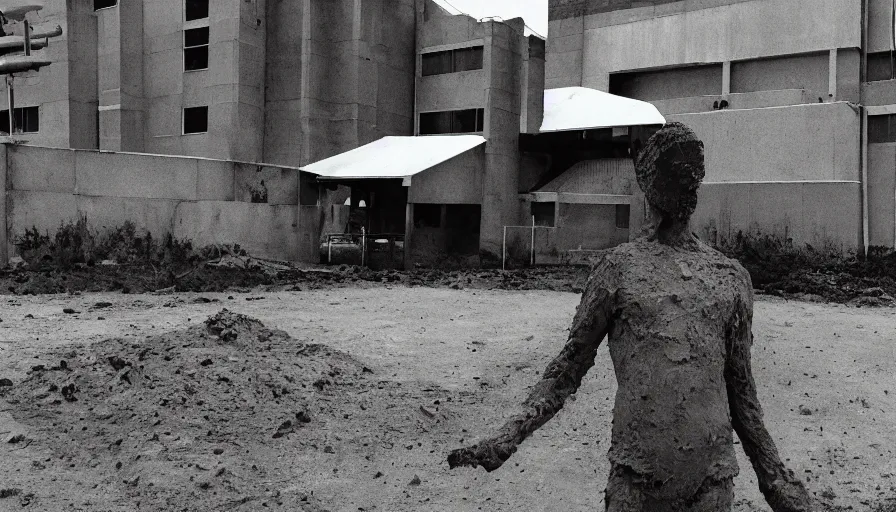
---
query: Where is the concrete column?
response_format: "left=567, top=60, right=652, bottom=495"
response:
left=66, top=1, right=99, bottom=150
left=404, top=202, right=414, bottom=268
left=828, top=49, right=838, bottom=101
left=480, top=20, right=524, bottom=265
left=96, top=2, right=144, bottom=152
left=722, top=61, right=731, bottom=96
left=0, top=143, right=6, bottom=266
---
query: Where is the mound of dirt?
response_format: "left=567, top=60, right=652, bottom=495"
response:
left=0, top=310, right=373, bottom=511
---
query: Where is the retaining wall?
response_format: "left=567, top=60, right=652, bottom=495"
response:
left=1, top=144, right=321, bottom=265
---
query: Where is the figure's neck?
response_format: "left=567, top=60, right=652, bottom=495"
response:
left=646, top=207, right=696, bottom=248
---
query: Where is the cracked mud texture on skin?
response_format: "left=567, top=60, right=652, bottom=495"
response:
left=449, top=123, right=815, bottom=512
left=635, top=122, right=706, bottom=222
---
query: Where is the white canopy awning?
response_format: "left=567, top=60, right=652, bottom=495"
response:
left=540, top=87, right=666, bottom=133
left=301, top=135, right=486, bottom=180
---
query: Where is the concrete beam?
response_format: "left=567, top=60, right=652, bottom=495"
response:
left=525, top=191, right=633, bottom=204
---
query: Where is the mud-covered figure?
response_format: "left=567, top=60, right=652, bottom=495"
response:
left=448, top=123, right=816, bottom=511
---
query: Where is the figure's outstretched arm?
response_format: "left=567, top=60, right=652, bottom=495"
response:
left=725, top=298, right=816, bottom=512
left=447, top=261, right=615, bottom=472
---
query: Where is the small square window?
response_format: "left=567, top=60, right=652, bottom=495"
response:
left=94, top=0, right=117, bottom=11
left=186, top=0, right=209, bottom=21
left=615, top=204, right=631, bottom=229
left=183, top=106, right=208, bottom=134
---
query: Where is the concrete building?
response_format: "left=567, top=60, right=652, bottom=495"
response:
left=0, top=0, right=417, bottom=165
left=544, top=0, right=896, bottom=252
left=4, top=0, right=888, bottom=268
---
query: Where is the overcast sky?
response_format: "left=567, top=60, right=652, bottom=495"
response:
left=432, top=0, right=549, bottom=37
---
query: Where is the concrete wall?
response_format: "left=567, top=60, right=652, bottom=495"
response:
left=730, top=52, right=828, bottom=96
left=670, top=102, right=861, bottom=182
left=4, top=145, right=320, bottom=262
left=545, top=0, right=861, bottom=92
left=693, top=181, right=863, bottom=250
left=867, top=0, right=895, bottom=53
left=408, top=146, right=484, bottom=204
left=651, top=90, right=818, bottom=115
left=868, top=143, right=896, bottom=248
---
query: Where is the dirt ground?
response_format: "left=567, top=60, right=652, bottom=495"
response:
left=1, top=287, right=894, bottom=511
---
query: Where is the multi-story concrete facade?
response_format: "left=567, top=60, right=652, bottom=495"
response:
left=1, top=0, right=417, bottom=166
left=545, top=0, right=895, bottom=250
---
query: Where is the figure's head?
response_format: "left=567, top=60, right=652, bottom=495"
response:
left=634, top=122, right=705, bottom=222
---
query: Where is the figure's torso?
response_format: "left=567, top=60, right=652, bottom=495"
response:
left=599, top=239, right=751, bottom=499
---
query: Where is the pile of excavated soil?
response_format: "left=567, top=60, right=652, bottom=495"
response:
left=0, top=310, right=469, bottom=511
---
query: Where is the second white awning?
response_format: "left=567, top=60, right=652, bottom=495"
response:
left=541, top=87, right=666, bottom=133
left=300, top=135, right=486, bottom=180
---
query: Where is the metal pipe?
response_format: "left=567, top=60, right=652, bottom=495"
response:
left=530, top=216, right=535, bottom=266
left=6, top=75, right=14, bottom=136
left=23, top=20, right=31, bottom=56
left=861, top=108, right=870, bottom=254
left=502, top=226, right=506, bottom=271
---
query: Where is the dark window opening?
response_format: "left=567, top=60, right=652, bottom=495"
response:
left=419, top=109, right=484, bottom=135
left=413, top=204, right=442, bottom=228
left=869, top=114, right=896, bottom=143
left=615, top=204, right=631, bottom=229
left=422, top=46, right=484, bottom=76
left=183, top=106, right=208, bottom=134
left=184, top=27, right=209, bottom=71
left=445, top=204, right=481, bottom=255
left=0, top=106, right=39, bottom=134
left=867, top=51, right=896, bottom=82
left=185, top=0, right=209, bottom=21
left=94, top=0, right=117, bottom=10
left=531, top=202, right=555, bottom=227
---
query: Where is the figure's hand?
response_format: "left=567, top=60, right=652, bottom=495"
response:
left=764, top=475, right=818, bottom=512
left=447, top=438, right=518, bottom=472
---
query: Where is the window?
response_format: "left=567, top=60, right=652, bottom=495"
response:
left=422, top=46, right=484, bottom=76
left=419, top=109, right=484, bottom=135
left=185, top=0, right=209, bottom=22
left=869, top=114, right=896, bottom=143
left=183, top=106, right=208, bottom=134
left=184, top=27, right=209, bottom=71
left=531, top=202, right=555, bottom=227
left=0, top=106, right=39, bottom=134
left=615, top=204, right=631, bottom=229
left=867, top=52, right=896, bottom=82
left=94, top=0, right=117, bottom=10
left=413, top=204, right=442, bottom=228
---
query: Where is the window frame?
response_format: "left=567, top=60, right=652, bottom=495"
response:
left=185, top=0, right=209, bottom=22
left=866, top=51, right=896, bottom=83
left=183, top=26, right=210, bottom=72
left=0, top=106, right=40, bottom=135
left=418, top=108, right=485, bottom=135
left=182, top=106, right=209, bottom=135
left=421, top=45, right=484, bottom=77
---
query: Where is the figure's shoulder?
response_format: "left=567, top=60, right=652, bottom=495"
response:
left=693, top=239, right=753, bottom=287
